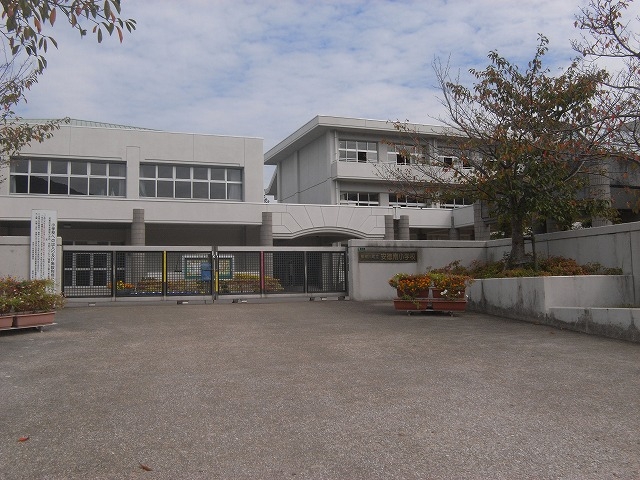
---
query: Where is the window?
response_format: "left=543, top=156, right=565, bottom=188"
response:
left=439, top=196, right=472, bottom=208
left=139, top=163, right=243, bottom=200
left=10, top=158, right=126, bottom=196
left=339, top=140, right=378, bottom=163
left=389, top=194, right=427, bottom=208
left=387, top=145, right=427, bottom=165
left=339, top=192, right=379, bottom=206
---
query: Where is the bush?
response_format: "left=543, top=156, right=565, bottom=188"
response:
left=432, top=256, right=623, bottom=279
left=0, top=277, right=65, bottom=313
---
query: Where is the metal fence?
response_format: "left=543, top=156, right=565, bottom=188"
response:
left=62, top=246, right=347, bottom=299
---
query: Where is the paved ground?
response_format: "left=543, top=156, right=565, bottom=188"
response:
left=1, top=300, right=639, bottom=480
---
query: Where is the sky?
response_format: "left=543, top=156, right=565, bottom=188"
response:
left=12, top=0, right=616, bottom=184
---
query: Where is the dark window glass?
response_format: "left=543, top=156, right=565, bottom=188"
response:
left=175, top=181, right=191, bottom=198
left=70, top=177, right=88, bottom=195
left=70, top=162, right=87, bottom=175
left=157, top=180, right=173, bottom=197
left=210, top=183, right=225, bottom=199
left=228, top=184, right=242, bottom=200
left=90, top=163, right=107, bottom=176
left=158, top=165, right=173, bottom=178
left=30, top=176, right=48, bottom=193
left=89, top=178, right=108, bottom=196
left=227, top=169, right=242, bottom=182
left=193, top=182, right=208, bottom=198
left=110, top=163, right=126, bottom=177
left=109, top=179, right=125, bottom=196
left=176, top=166, right=190, bottom=179
left=140, top=165, right=155, bottom=178
left=31, top=161, right=48, bottom=174
left=193, top=167, right=208, bottom=180
left=50, top=177, right=69, bottom=194
left=11, top=176, right=28, bottom=193
left=139, top=180, right=155, bottom=197
left=210, top=168, right=225, bottom=180
left=51, top=161, right=68, bottom=174
left=10, top=159, right=28, bottom=173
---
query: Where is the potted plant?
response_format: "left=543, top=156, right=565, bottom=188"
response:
left=429, top=272, right=473, bottom=311
left=389, top=273, right=432, bottom=310
left=7, top=278, right=65, bottom=328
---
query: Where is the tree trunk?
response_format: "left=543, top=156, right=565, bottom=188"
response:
left=509, top=215, right=526, bottom=266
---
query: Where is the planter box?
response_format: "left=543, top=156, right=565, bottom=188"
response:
left=13, top=311, right=55, bottom=328
left=393, top=298, right=467, bottom=312
left=393, top=299, right=430, bottom=311
left=431, top=299, right=467, bottom=311
left=0, top=315, right=14, bottom=329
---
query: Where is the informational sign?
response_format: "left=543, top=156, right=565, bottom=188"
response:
left=30, top=210, right=57, bottom=280
left=358, top=251, right=418, bottom=263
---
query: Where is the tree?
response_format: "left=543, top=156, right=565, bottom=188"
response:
left=0, top=1, right=135, bottom=171
left=378, top=36, right=619, bottom=265
left=573, top=0, right=640, bottom=150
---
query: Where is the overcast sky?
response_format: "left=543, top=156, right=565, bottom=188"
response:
left=14, top=0, right=608, bottom=155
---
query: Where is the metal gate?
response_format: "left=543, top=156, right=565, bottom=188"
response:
left=62, top=246, right=347, bottom=300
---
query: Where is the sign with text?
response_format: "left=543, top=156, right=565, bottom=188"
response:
left=358, top=251, right=417, bottom=263
left=30, top=210, right=57, bottom=281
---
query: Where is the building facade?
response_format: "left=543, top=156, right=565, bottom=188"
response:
left=0, top=119, right=476, bottom=247
left=265, top=115, right=478, bottom=240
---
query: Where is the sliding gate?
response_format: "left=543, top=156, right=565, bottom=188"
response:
left=62, top=246, right=347, bottom=299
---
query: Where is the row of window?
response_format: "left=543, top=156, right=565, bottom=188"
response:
left=339, top=191, right=470, bottom=208
left=10, top=158, right=126, bottom=196
left=139, top=164, right=242, bottom=200
left=9, top=159, right=244, bottom=201
left=339, top=140, right=465, bottom=167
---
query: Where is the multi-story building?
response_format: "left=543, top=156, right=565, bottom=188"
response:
left=264, top=115, right=478, bottom=240
left=0, top=119, right=477, bottom=247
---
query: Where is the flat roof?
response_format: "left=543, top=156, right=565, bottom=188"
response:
left=264, top=115, right=457, bottom=165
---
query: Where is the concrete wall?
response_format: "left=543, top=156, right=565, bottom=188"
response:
left=347, top=239, right=486, bottom=300
left=0, top=124, right=264, bottom=204
left=0, top=236, right=63, bottom=291
left=348, top=223, right=640, bottom=301
left=466, top=276, right=638, bottom=342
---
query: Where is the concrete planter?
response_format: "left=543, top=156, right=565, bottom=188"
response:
left=13, top=311, right=56, bottom=328
left=467, top=275, right=639, bottom=342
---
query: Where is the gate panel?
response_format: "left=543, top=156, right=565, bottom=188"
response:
left=306, top=251, right=347, bottom=294
left=217, top=251, right=261, bottom=295
left=166, top=252, right=212, bottom=295
left=114, top=251, right=163, bottom=297
left=63, top=251, right=112, bottom=297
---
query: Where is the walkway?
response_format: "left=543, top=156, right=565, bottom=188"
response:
left=1, top=301, right=639, bottom=479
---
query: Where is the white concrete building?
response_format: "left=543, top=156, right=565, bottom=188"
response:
left=0, top=119, right=476, bottom=246
left=265, top=115, right=477, bottom=241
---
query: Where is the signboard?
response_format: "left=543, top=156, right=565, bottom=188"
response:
left=30, top=210, right=57, bottom=280
left=358, top=251, right=417, bottom=263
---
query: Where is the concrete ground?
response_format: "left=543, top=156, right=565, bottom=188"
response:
left=1, top=300, right=639, bottom=480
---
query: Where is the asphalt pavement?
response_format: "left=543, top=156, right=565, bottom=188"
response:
left=1, top=299, right=639, bottom=479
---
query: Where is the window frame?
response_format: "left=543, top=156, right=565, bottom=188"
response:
left=9, top=158, right=126, bottom=197
left=139, top=163, right=244, bottom=201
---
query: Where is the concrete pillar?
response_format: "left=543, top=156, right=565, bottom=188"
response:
left=260, top=212, right=273, bottom=246
left=398, top=215, right=410, bottom=240
left=131, top=208, right=145, bottom=246
left=448, top=217, right=460, bottom=240
left=473, top=201, right=491, bottom=241
left=384, top=215, right=395, bottom=240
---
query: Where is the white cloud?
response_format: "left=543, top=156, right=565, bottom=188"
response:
left=15, top=0, right=593, bottom=157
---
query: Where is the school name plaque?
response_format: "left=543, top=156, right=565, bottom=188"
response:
left=357, top=251, right=418, bottom=263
